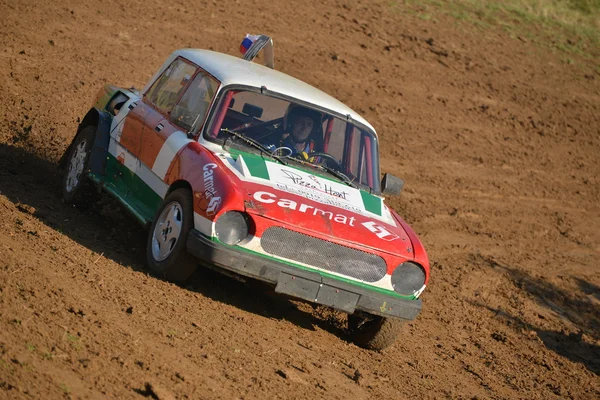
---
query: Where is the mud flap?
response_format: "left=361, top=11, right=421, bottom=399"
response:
left=88, top=111, right=112, bottom=176
left=275, top=273, right=320, bottom=302
left=314, top=284, right=359, bottom=313
left=275, top=273, right=359, bottom=313
left=58, top=109, right=112, bottom=174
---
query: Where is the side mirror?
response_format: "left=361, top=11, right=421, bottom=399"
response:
left=381, top=173, right=404, bottom=196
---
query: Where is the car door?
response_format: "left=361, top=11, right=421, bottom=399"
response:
left=140, top=64, right=219, bottom=180
left=138, top=57, right=198, bottom=170
left=118, top=99, right=148, bottom=158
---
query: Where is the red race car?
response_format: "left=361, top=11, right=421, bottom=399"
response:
left=60, top=35, right=430, bottom=350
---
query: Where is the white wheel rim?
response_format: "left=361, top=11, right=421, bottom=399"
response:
left=65, top=139, right=88, bottom=193
left=152, top=201, right=183, bottom=262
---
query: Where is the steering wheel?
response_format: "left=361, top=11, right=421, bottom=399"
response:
left=271, top=146, right=293, bottom=157
left=304, top=152, right=342, bottom=170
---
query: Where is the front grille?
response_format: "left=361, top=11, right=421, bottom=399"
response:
left=260, top=227, right=387, bottom=282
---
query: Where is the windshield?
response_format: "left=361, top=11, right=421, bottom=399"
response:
left=204, top=89, right=381, bottom=192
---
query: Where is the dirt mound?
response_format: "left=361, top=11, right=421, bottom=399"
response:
left=1, top=0, right=599, bottom=398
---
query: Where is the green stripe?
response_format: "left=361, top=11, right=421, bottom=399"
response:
left=89, top=173, right=149, bottom=226
left=235, top=150, right=383, bottom=217
left=360, top=191, right=382, bottom=216
left=97, top=154, right=163, bottom=225
left=241, top=154, right=270, bottom=180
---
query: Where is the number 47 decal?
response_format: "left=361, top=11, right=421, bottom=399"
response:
left=361, top=221, right=400, bottom=241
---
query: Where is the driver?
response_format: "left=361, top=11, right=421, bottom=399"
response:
left=263, top=105, right=321, bottom=157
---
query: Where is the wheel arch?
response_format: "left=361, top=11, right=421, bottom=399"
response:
left=80, top=108, right=102, bottom=130
left=167, top=179, right=193, bottom=196
left=165, top=180, right=196, bottom=219
left=59, top=108, right=112, bottom=173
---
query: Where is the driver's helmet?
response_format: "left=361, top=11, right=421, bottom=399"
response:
left=284, top=104, right=322, bottom=136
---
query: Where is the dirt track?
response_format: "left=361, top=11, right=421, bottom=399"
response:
left=1, top=0, right=599, bottom=398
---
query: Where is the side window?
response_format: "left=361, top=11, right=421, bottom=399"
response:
left=359, top=143, right=368, bottom=184
left=347, top=127, right=371, bottom=186
left=348, top=127, right=361, bottom=177
left=146, top=58, right=197, bottom=114
left=326, top=118, right=346, bottom=161
left=170, top=71, right=219, bottom=132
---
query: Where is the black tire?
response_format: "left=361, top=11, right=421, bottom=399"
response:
left=348, top=312, right=405, bottom=350
left=146, top=188, right=198, bottom=283
left=62, top=125, right=96, bottom=203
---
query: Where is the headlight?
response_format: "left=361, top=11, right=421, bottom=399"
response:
left=214, top=211, right=251, bottom=245
left=391, top=262, right=426, bottom=296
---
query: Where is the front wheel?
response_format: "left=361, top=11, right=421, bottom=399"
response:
left=146, top=188, right=198, bottom=283
left=62, top=125, right=95, bottom=203
left=348, top=312, right=405, bottom=350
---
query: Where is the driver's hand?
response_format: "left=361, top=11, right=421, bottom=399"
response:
left=298, top=151, right=310, bottom=161
left=298, top=151, right=320, bottom=163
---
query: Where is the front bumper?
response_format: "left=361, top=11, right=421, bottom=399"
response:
left=187, top=229, right=421, bottom=320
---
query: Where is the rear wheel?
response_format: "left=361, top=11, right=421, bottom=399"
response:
left=348, top=311, right=405, bottom=350
left=146, top=188, right=198, bottom=283
left=62, top=126, right=96, bottom=203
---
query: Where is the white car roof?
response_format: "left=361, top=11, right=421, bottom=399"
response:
left=144, top=49, right=376, bottom=135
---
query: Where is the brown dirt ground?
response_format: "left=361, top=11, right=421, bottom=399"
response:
left=1, top=0, right=599, bottom=398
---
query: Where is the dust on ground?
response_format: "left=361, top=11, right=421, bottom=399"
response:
left=0, top=0, right=599, bottom=398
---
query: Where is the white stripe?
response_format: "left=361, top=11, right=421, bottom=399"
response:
left=152, top=131, right=193, bottom=180
left=194, top=212, right=214, bottom=236
left=137, top=157, right=168, bottom=199
left=108, top=142, right=168, bottom=199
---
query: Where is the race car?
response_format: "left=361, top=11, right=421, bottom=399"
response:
left=60, top=35, right=430, bottom=350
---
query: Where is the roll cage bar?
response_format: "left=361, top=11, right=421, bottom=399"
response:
left=243, top=35, right=275, bottom=69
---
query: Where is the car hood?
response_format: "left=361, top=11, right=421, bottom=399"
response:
left=220, top=152, right=415, bottom=259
